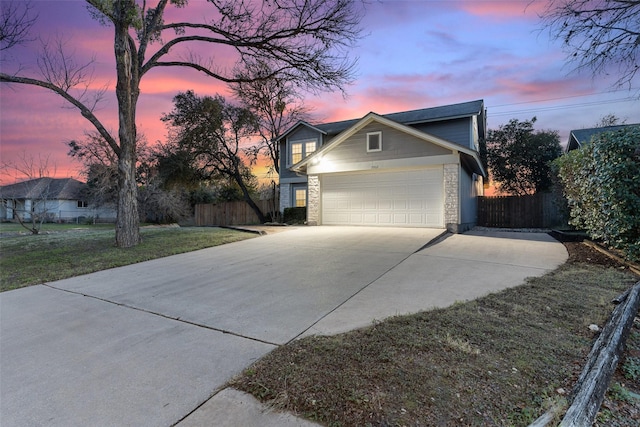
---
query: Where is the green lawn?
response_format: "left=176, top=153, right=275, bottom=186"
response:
left=0, top=225, right=256, bottom=292
left=0, top=222, right=115, bottom=233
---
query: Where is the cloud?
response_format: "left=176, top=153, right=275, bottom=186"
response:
left=457, top=0, right=546, bottom=21
left=362, top=1, right=452, bottom=29
left=139, top=72, right=231, bottom=96
left=494, top=76, right=591, bottom=100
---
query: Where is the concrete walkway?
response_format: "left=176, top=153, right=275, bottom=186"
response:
left=0, top=227, right=567, bottom=426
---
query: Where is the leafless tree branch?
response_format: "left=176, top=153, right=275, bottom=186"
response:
left=0, top=0, right=37, bottom=52
left=539, top=0, right=640, bottom=90
left=0, top=72, right=120, bottom=156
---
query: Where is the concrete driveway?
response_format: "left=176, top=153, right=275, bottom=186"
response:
left=0, top=227, right=567, bottom=426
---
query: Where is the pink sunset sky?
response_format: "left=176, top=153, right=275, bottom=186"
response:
left=1, top=0, right=638, bottom=184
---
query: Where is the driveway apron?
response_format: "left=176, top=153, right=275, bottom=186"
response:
left=0, top=226, right=442, bottom=426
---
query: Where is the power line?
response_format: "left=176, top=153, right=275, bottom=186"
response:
left=489, top=96, right=637, bottom=117
left=489, top=87, right=640, bottom=109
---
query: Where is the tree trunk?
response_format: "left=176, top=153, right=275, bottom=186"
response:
left=244, top=194, right=267, bottom=224
left=116, top=144, right=140, bottom=247
left=234, top=171, right=267, bottom=223
left=113, top=0, right=140, bottom=247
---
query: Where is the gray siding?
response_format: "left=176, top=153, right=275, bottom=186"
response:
left=289, top=126, right=322, bottom=142
left=459, top=166, right=478, bottom=227
left=323, top=122, right=452, bottom=165
left=411, top=117, right=471, bottom=148
left=279, top=139, right=298, bottom=179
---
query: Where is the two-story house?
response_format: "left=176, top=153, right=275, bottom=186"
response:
left=277, top=99, right=487, bottom=232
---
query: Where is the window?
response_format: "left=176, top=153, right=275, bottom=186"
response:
left=77, top=200, right=88, bottom=208
left=305, top=141, right=317, bottom=156
left=367, top=131, right=382, bottom=152
left=289, top=140, right=317, bottom=165
left=291, top=143, right=303, bottom=164
left=294, top=189, right=307, bottom=207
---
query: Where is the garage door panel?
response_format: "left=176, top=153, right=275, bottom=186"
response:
left=408, top=200, right=423, bottom=210
left=362, top=201, right=375, bottom=210
left=363, top=213, right=378, bottom=223
left=409, top=213, right=425, bottom=223
left=322, top=167, right=444, bottom=227
left=336, top=200, right=349, bottom=209
left=378, top=188, right=394, bottom=198
left=378, top=213, right=392, bottom=224
left=393, top=213, right=408, bottom=223
left=351, top=213, right=367, bottom=224
left=394, top=200, right=407, bottom=210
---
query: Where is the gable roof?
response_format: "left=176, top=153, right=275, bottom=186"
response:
left=566, top=123, right=640, bottom=152
left=292, top=112, right=486, bottom=176
left=278, top=99, right=485, bottom=142
left=0, top=178, right=86, bottom=200
left=274, top=120, right=328, bottom=143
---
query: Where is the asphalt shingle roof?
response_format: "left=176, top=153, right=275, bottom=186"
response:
left=314, top=99, right=485, bottom=137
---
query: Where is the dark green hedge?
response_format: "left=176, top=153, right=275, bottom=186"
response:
left=283, top=207, right=306, bottom=224
left=555, top=126, right=640, bottom=260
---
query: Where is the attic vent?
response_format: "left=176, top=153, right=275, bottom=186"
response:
left=367, top=131, right=382, bottom=152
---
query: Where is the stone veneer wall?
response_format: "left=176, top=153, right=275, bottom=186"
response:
left=307, top=175, right=320, bottom=225
left=279, top=182, right=290, bottom=213
left=443, top=163, right=459, bottom=232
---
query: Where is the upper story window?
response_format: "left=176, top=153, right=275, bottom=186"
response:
left=77, top=200, right=88, bottom=208
left=289, top=140, right=317, bottom=165
left=367, top=131, right=382, bottom=152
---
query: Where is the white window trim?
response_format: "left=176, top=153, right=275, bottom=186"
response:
left=366, top=131, right=382, bottom=152
left=287, top=139, right=318, bottom=167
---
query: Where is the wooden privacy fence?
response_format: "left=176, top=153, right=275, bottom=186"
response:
left=195, top=199, right=277, bottom=226
left=477, top=192, right=567, bottom=228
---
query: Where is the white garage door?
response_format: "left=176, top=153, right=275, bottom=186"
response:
left=321, top=167, right=444, bottom=227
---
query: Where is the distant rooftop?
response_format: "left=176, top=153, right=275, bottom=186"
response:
left=0, top=177, right=86, bottom=200
left=567, top=123, right=640, bottom=151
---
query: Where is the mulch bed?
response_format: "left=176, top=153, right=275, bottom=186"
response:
left=549, top=230, right=634, bottom=269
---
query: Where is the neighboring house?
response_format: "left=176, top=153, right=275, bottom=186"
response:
left=277, top=99, right=487, bottom=232
left=565, top=123, right=640, bottom=152
left=0, top=177, right=116, bottom=223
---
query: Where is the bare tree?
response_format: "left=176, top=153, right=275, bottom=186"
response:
left=67, top=130, right=184, bottom=223
left=231, top=61, right=312, bottom=176
left=539, top=0, right=640, bottom=89
left=0, top=0, right=37, bottom=52
left=594, top=113, right=626, bottom=128
left=231, top=62, right=313, bottom=223
left=67, top=131, right=127, bottom=210
left=1, top=0, right=364, bottom=247
left=0, top=152, right=57, bottom=234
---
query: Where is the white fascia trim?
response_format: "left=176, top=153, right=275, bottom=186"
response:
left=307, top=154, right=458, bottom=175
